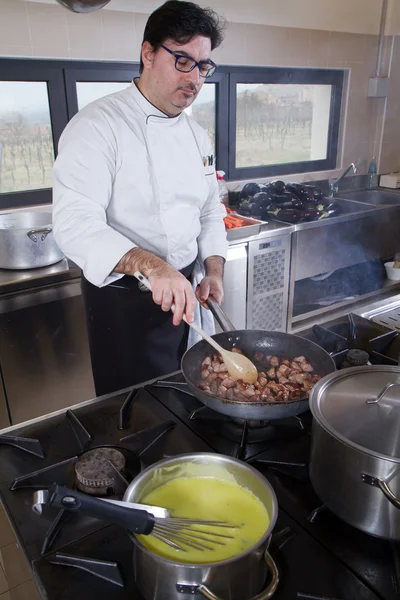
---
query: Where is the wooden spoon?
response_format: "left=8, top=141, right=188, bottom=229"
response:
left=133, top=272, right=258, bottom=384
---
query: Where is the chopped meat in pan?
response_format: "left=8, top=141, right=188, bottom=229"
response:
left=197, top=349, right=321, bottom=403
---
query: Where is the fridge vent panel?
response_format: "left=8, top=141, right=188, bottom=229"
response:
left=253, top=250, right=286, bottom=294
left=251, top=292, right=284, bottom=331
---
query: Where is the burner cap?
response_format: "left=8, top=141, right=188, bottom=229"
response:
left=75, top=448, right=126, bottom=495
left=346, top=349, right=369, bottom=366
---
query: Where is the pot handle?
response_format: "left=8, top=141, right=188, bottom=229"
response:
left=206, top=297, right=236, bottom=333
left=366, top=382, right=400, bottom=404
left=361, top=474, right=400, bottom=509
left=177, top=549, right=279, bottom=600
left=27, top=226, right=52, bottom=243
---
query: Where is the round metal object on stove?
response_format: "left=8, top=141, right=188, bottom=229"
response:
left=310, top=365, right=400, bottom=459
left=75, top=448, right=126, bottom=495
left=309, top=365, right=400, bottom=540
left=125, top=453, right=279, bottom=600
left=345, top=349, right=369, bottom=366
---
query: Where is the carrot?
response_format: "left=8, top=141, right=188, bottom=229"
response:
left=225, top=215, right=246, bottom=225
left=224, top=215, right=247, bottom=229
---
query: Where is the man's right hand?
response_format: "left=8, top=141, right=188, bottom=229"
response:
left=147, top=263, right=196, bottom=326
left=114, top=248, right=196, bottom=326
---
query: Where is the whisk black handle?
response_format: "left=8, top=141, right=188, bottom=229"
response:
left=38, top=484, right=155, bottom=534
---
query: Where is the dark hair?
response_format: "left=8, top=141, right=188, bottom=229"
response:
left=140, top=0, right=225, bottom=73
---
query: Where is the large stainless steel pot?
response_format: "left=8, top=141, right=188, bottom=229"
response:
left=309, top=365, right=400, bottom=540
left=0, top=212, right=64, bottom=270
left=123, top=453, right=279, bottom=600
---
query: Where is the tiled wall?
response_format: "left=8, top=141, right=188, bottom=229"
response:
left=0, top=0, right=398, bottom=184
left=380, top=35, right=400, bottom=174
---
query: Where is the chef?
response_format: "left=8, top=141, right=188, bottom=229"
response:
left=52, top=0, right=228, bottom=396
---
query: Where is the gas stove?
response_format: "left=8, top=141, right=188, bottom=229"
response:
left=0, top=313, right=398, bottom=600
left=300, top=312, right=400, bottom=368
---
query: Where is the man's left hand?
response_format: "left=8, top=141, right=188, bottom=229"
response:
left=196, top=255, right=225, bottom=308
left=196, top=274, right=224, bottom=308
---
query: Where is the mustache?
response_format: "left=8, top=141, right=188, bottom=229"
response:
left=178, top=83, right=198, bottom=93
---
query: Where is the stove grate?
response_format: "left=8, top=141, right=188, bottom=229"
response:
left=118, top=389, right=138, bottom=430
left=66, top=410, right=92, bottom=452
left=8, top=397, right=177, bottom=556
left=189, top=405, right=231, bottom=421
left=307, top=504, right=328, bottom=523
left=297, top=594, right=344, bottom=599
left=11, top=456, right=78, bottom=491
left=42, top=509, right=75, bottom=556
left=0, top=434, right=44, bottom=458
left=251, top=457, right=309, bottom=483
left=390, top=541, right=400, bottom=597
left=47, top=552, right=124, bottom=587
left=120, top=420, right=175, bottom=457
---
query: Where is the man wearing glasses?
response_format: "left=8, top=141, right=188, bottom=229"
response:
left=52, top=1, right=228, bottom=396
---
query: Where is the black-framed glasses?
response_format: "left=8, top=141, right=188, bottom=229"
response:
left=160, top=44, right=217, bottom=78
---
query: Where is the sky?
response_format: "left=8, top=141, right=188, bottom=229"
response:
left=0, top=82, right=51, bottom=116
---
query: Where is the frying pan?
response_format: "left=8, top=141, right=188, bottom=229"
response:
left=179, top=300, right=336, bottom=421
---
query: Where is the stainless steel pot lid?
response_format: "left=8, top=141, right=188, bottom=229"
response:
left=309, top=365, right=400, bottom=462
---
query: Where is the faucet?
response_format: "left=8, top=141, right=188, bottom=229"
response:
left=329, top=162, right=357, bottom=196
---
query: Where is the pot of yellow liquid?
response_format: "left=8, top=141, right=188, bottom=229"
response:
left=123, top=453, right=279, bottom=600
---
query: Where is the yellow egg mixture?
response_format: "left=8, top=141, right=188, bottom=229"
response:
left=136, top=476, right=270, bottom=564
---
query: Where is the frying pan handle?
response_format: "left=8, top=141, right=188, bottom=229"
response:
left=206, top=297, right=236, bottom=332
left=32, top=484, right=155, bottom=534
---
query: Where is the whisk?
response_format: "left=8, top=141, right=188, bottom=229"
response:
left=32, top=484, right=236, bottom=551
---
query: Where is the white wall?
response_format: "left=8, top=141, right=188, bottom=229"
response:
left=2, top=0, right=399, bottom=180
left=25, top=0, right=399, bottom=34
left=387, top=0, right=400, bottom=34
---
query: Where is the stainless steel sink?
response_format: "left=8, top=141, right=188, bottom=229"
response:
left=338, top=189, right=400, bottom=206
left=328, top=197, right=376, bottom=214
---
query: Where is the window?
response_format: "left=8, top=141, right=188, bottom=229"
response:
left=235, top=83, right=331, bottom=168
left=76, top=82, right=131, bottom=111
left=0, top=59, right=343, bottom=210
left=0, top=82, right=54, bottom=194
left=64, top=67, right=138, bottom=119
left=228, top=68, right=343, bottom=180
left=185, top=83, right=216, bottom=154
left=0, top=62, right=68, bottom=209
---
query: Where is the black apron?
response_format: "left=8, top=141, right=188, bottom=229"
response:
left=81, top=261, right=195, bottom=396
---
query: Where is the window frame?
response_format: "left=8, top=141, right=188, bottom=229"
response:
left=227, top=66, right=343, bottom=180
left=199, top=70, right=229, bottom=176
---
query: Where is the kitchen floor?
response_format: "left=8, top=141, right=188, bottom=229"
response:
left=0, top=503, right=40, bottom=600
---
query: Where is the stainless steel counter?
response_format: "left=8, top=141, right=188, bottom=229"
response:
left=227, top=219, right=294, bottom=243
left=0, top=258, right=81, bottom=295
left=0, top=220, right=291, bottom=297
left=0, top=258, right=94, bottom=429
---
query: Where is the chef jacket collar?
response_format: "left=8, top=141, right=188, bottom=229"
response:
left=129, top=79, right=183, bottom=126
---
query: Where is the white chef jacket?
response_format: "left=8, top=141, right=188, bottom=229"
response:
left=52, top=81, right=228, bottom=287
